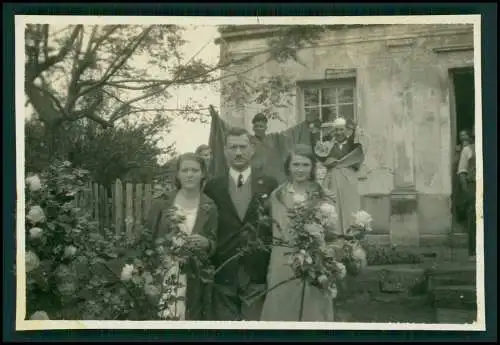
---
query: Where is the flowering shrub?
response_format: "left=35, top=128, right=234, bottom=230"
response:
left=24, top=160, right=208, bottom=320
left=24, top=160, right=98, bottom=319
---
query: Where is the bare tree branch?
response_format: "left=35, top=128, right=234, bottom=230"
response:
left=109, top=86, right=168, bottom=122
left=27, top=25, right=83, bottom=81
left=77, top=27, right=153, bottom=99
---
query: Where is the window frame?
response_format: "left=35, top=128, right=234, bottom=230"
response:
left=297, top=77, right=358, bottom=125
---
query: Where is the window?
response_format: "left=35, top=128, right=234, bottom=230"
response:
left=299, top=78, right=357, bottom=125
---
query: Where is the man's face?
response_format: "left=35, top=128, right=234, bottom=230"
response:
left=225, top=134, right=254, bottom=171
left=253, top=121, right=268, bottom=138
left=459, top=131, right=471, bottom=145
left=198, top=148, right=212, bottom=163
left=333, top=127, right=347, bottom=142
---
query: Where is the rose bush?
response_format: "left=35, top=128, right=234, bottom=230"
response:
left=24, top=160, right=189, bottom=320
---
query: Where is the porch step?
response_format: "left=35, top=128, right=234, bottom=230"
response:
left=433, top=283, right=478, bottom=324
left=431, top=285, right=477, bottom=310
left=427, top=265, right=476, bottom=289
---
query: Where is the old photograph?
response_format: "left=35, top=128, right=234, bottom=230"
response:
left=17, top=15, right=484, bottom=330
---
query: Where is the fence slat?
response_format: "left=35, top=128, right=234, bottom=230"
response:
left=99, top=185, right=108, bottom=231
left=114, top=179, right=123, bottom=235
left=93, top=183, right=99, bottom=221
left=143, top=184, right=152, bottom=220
left=135, top=184, right=143, bottom=235
left=125, top=183, right=134, bottom=239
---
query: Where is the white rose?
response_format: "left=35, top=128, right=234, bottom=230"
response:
left=58, top=282, right=76, bottom=296
left=304, top=223, right=325, bottom=239
left=317, top=274, right=329, bottom=285
left=172, top=235, right=186, bottom=247
left=27, top=206, right=46, bottom=224
left=26, top=175, right=42, bottom=192
left=327, top=285, right=338, bottom=299
left=336, top=262, right=347, bottom=280
left=30, top=310, right=50, bottom=320
left=144, top=284, right=160, bottom=298
left=293, top=253, right=305, bottom=266
left=320, top=202, right=336, bottom=216
left=143, top=272, right=154, bottom=285
left=29, top=227, right=43, bottom=240
left=352, top=246, right=367, bottom=262
left=120, top=264, right=134, bottom=282
left=25, top=251, right=40, bottom=273
left=63, top=245, right=77, bottom=259
left=353, top=210, right=373, bottom=231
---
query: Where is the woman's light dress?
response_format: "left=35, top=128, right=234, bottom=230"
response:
left=260, top=183, right=335, bottom=321
left=158, top=204, right=198, bottom=320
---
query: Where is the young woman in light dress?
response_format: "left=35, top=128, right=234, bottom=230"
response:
left=260, top=145, right=339, bottom=322
left=146, top=153, right=218, bottom=320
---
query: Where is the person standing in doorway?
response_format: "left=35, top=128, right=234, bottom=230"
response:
left=457, top=128, right=476, bottom=261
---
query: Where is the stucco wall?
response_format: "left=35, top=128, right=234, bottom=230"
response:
left=219, top=24, right=475, bottom=245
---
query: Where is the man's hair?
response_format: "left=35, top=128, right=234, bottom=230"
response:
left=252, top=113, right=268, bottom=125
left=225, top=126, right=252, bottom=145
left=195, top=144, right=210, bottom=155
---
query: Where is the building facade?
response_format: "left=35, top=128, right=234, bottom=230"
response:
left=216, top=24, right=475, bottom=248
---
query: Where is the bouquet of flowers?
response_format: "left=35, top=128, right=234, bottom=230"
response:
left=339, top=210, right=373, bottom=276
left=119, top=205, right=214, bottom=320
left=284, top=198, right=346, bottom=300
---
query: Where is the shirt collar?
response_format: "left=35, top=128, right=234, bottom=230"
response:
left=229, top=166, right=252, bottom=185
left=336, top=139, right=348, bottom=147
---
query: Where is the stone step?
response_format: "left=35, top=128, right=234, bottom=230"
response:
left=431, top=284, right=477, bottom=310
left=344, top=265, right=428, bottom=297
left=426, top=264, right=476, bottom=289
left=435, top=308, right=477, bottom=324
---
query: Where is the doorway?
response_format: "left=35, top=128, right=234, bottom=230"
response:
left=449, top=67, right=475, bottom=232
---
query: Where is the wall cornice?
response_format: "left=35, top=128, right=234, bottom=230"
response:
left=222, top=26, right=473, bottom=56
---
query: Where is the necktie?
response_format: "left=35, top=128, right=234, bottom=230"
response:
left=237, top=174, right=244, bottom=188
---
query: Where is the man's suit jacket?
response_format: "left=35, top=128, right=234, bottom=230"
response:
left=204, top=168, right=278, bottom=292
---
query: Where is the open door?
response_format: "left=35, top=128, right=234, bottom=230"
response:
left=449, top=67, right=475, bottom=233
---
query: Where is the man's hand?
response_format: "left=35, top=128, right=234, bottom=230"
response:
left=186, top=234, right=210, bottom=252
left=324, top=157, right=338, bottom=167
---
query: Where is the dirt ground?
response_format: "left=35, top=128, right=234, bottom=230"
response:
left=335, top=293, right=436, bottom=323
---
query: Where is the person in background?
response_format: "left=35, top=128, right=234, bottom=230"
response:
left=456, top=128, right=476, bottom=261
left=209, top=108, right=312, bottom=184
left=453, top=130, right=474, bottom=226
left=313, top=118, right=364, bottom=235
left=195, top=144, right=213, bottom=180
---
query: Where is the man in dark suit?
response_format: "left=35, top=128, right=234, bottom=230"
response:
left=204, top=127, right=278, bottom=321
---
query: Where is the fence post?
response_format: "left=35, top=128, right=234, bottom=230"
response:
left=143, top=183, right=152, bottom=221
left=100, top=184, right=108, bottom=231
left=114, top=179, right=123, bottom=235
left=125, top=182, right=134, bottom=240
left=135, top=183, right=143, bottom=236
left=93, top=182, right=99, bottom=222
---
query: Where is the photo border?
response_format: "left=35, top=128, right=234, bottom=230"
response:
left=3, top=2, right=497, bottom=342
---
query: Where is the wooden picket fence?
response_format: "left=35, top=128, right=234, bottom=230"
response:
left=75, top=179, right=166, bottom=237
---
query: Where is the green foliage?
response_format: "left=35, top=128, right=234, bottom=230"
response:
left=25, top=115, right=175, bottom=184
left=25, top=160, right=215, bottom=320
left=364, top=244, right=423, bottom=266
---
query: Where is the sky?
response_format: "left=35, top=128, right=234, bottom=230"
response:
left=162, top=26, right=221, bottom=157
